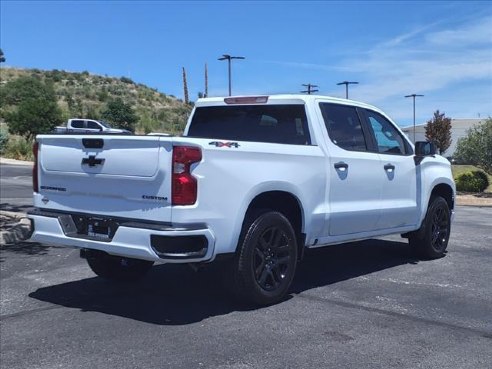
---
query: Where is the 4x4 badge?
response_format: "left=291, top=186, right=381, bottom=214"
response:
left=209, top=141, right=240, bottom=148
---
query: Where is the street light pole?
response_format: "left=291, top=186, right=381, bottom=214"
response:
left=218, top=54, right=245, bottom=96
left=336, top=81, right=358, bottom=99
left=404, top=94, right=424, bottom=143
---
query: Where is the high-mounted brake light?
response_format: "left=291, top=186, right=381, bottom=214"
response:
left=32, top=141, right=39, bottom=193
left=172, top=146, right=202, bottom=206
left=224, top=96, right=269, bottom=104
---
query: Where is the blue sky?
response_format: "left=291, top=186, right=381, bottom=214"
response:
left=1, top=1, right=491, bottom=126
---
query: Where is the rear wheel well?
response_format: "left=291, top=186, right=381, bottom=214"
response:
left=243, top=191, right=305, bottom=259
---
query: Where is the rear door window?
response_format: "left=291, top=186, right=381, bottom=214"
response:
left=71, top=120, right=84, bottom=128
left=319, top=103, right=368, bottom=152
left=187, top=105, right=311, bottom=145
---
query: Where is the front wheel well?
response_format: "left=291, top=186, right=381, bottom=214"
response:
left=430, top=183, right=454, bottom=211
left=242, top=191, right=305, bottom=259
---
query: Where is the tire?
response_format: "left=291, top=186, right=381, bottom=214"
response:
left=86, top=252, right=154, bottom=282
left=409, top=196, right=451, bottom=259
left=228, top=211, right=298, bottom=306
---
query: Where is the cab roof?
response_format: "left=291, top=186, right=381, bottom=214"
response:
left=195, top=94, right=382, bottom=113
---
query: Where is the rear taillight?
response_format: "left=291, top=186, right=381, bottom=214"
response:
left=172, top=146, right=202, bottom=205
left=32, top=141, right=39, bottom=193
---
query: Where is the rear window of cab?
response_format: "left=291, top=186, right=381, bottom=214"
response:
left=187, top=105, right=311, bottom=145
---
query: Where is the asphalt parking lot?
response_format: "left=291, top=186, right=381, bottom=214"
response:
left=1, top=206, right=491, bottom=369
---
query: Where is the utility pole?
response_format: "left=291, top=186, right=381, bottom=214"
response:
left=301, top=83, right=319, bottom=94
left=182, top=67, right=189, bottom=104
left=218, top=54, right=245, bottom=96
left=405, top=94, right=424, bottom=143
left=204, top=63, right=208, bottom=98
left=336, top=81, right=358, bottom=99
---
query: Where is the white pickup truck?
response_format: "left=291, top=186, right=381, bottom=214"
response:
left=29, top=94, right=455, bottom=305
left=54, top=118, right=131, bottom=134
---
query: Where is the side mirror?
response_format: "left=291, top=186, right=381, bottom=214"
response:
left=415, top=141, right=436, bottom=156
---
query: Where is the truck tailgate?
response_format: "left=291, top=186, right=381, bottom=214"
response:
left=35, top=135, right=173, bottom=222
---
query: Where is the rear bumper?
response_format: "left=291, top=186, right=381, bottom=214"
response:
left=28, top=209, right=216, bottom=263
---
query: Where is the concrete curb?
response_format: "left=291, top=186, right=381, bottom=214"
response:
left=0, top=211, right=32, bottom=245
left=0, top=157, right=33, bottom=166
left=456, top=195, right=492, bottom=207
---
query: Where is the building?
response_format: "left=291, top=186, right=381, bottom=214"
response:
left=401, top=119, right=483, bottom=157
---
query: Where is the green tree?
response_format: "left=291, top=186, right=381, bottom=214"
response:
left=0, top=48, right=5, bottom=63
left=454, top=118, right=492, bottom=174
left=7, top=98, right=61, bottom=140
left=3, top=77, right=62, bottom=140
left=101, top=98, right=138, bottom=132
left=1, top=76, right=52, bottom=106
left=425, top=110, right=452, bottom=155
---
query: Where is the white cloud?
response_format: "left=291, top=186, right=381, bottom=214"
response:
left=227, top=14, right=492, bottom=121
left=341, top=15, right=492, bottom=120
left=426, top=16, right=492, bottom=46
left=380, top=21, right=442, bottom=48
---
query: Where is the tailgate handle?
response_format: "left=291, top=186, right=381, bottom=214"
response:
left=82, top=138, right=104, bottom=149
left=82, top=155, right=105, bottom=167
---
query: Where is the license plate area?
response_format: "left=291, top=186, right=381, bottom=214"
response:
left=70, top=215, right=119, bottom=241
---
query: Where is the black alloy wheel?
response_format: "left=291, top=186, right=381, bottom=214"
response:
left=410, top=196, right=451, bottom=259
left=228, top=211, right=298, bottom=306
left=253, top=226, right=292, bottom=291
left=430, top=204, right=450, bottom=252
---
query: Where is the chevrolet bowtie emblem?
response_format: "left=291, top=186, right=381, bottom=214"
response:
left=82, top=155, right=105, bottom=167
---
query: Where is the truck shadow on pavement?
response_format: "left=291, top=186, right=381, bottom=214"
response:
left=29, top=239, right=419, bottom=325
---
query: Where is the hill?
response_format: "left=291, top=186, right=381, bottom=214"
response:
left=0, top=67, right=192, bottom=134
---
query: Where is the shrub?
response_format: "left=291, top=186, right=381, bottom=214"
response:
left=120, top=76, right=134, bottom=84
left=4, top=136, right=33, bottom=161
left=0, top=125, right=9, bottom=154
left=455, top=170, right=490, bottom=193
left=474, top=170, right=489, bottom=187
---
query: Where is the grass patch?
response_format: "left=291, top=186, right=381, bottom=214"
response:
left=452, top=165, right=492, bottom=193
left=2, top=135, right=34, bottom=161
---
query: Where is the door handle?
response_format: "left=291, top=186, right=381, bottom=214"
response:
left=334, top=162, right=348, bottom=171
left=384, top=164, right=395, bottom=172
